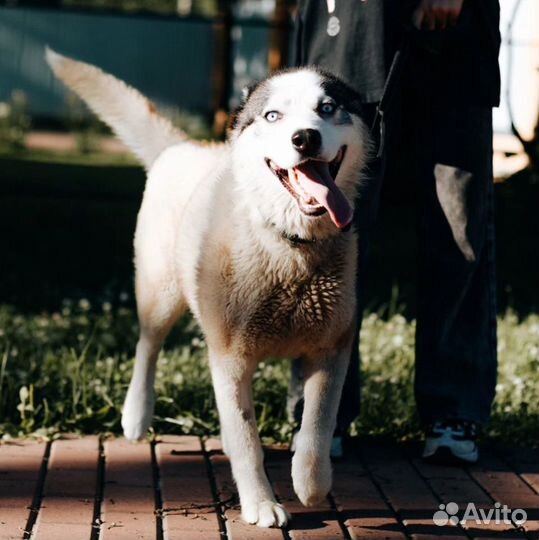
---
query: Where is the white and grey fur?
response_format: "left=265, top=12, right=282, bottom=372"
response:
left=46, top=48, right=370, bottom=528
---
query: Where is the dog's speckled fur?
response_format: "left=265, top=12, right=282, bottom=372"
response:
left=47, top=48, right=369, bottom=528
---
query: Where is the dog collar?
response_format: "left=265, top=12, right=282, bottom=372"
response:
left=281, top=231, right=318, bottom=247
left=270, top=221, right=352, bottom=248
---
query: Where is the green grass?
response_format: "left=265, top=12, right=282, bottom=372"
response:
left=0, top=146, right=138, bottom=167
left=0, top=302, right=537, bottom=445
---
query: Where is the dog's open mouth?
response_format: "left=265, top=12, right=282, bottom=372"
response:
left=265, top=146, right=352, bottom=229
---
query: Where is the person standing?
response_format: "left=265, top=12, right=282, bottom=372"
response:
left=288, top=0, right=501, bottom=464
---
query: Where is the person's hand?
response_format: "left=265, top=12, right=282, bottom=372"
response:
left=412, top=0, right=464, bottom=31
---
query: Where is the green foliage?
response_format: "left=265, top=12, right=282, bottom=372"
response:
left=0, top=91, right=31, bottom=151
left=168, top=108, right=214, bottom=141
left=64, top=94, right=107, bottom=154
left=351, top=313, right=419, bottom=440
left=62, top=89, right=213, bottom=155
left=0, top=302, right=537, bottom=445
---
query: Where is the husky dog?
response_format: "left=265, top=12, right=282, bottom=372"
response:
left=46, top=48, right=369, bottom=528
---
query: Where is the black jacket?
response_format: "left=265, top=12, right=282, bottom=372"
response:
left=294, top=0, right=501, bottom=107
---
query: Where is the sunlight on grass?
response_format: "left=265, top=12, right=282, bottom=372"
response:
left=0, top=301, right=537, bottom=445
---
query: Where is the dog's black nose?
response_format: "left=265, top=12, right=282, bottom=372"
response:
left=291, top=129, right=321, bottom=157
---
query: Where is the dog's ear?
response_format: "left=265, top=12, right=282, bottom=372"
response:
left=227, top=81, right=260, bottom=133
left=227, top=107, right=241, bottom=133
left=227, top=79, right=269, bottom=138
left=241, top=81, right=260, bottom=104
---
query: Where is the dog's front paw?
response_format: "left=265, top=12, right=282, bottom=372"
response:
left=121, top=389, right=154, bottom=441
left=242, top=500, right=290, bottom=528
left=292, top=451, right=332, bottom=506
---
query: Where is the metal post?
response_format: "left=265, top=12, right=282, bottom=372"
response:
left=212, top=0, right=233, bottom=138
left=268, top=0, right=291, bottom=73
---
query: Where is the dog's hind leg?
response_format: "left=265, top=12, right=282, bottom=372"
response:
left=209, top=351, right=290, bottom=528
left=291, top=344, right=351, bottom=506
left=122, top=278, right=186, bottom=441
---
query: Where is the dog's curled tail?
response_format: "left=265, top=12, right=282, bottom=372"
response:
left=46, top=48, right=185, bottom=169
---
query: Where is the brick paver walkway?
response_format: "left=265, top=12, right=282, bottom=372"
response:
left=1, top=436, right=538, bottom=540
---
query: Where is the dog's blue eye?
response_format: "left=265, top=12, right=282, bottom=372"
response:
left=264, top=111, right=281, bottom=122
left=320, top=102, right=336, bottom=115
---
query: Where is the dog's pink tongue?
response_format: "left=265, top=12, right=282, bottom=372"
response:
left=294, top=162, right=353, bottom=229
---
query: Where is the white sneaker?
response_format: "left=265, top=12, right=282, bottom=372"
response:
left=422, top=420, right=479, bottom=464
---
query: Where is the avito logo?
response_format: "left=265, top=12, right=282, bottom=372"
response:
left=432, top=502, right=527, bottom=526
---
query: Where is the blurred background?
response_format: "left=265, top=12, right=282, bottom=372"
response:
left=0, top=0, right=537, bottom=315
left=0, top=0, right=537, bottom=442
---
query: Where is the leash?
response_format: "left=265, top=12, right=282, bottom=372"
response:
left=370, top=37, right=410, bottom=158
